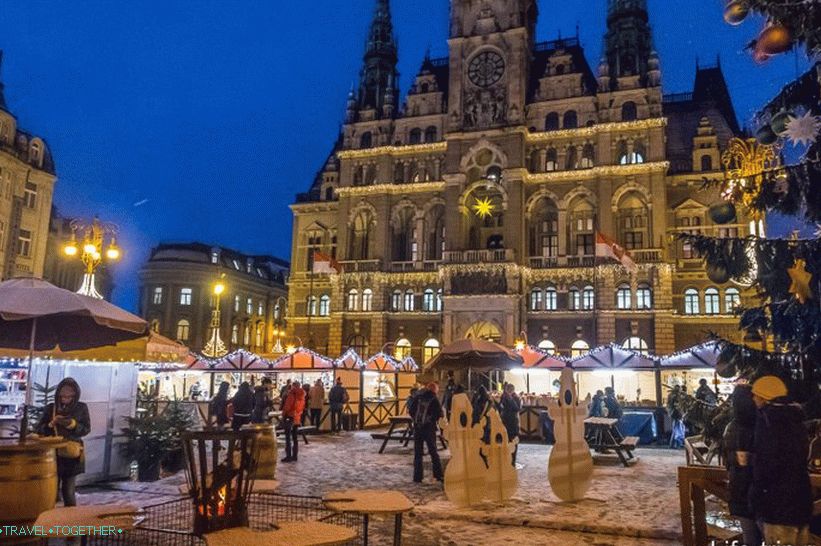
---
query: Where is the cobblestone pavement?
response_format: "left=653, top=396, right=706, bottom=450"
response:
left=78, top=431, right=686, bottom=545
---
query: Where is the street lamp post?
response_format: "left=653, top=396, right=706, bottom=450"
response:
left=272, top=327, right=285, bottom=354
left=62, top=217, right=120, bottom=299
left=203, top=280, right=227, bottom=357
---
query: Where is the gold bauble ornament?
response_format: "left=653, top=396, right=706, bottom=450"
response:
left=723, top=1, right=749, bottom=25
left=787, top=259, right=813, bottom=304
left=757, top=24, right=792, bottom=55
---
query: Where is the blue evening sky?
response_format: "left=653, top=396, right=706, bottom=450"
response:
left=0, top=0, right=808, bottom=310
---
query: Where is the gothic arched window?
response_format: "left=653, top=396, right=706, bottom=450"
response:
left=361, top=289, right=373, bottom=311
left=425, top=126, right=437, bottom=143
left=409, top=128, right=422, bottom=145
left=545, top=112, right=560, bottom=131
left=360, top=132, right=372, bottom=149
left=563, top=110, right=578, bottom=129
left=545, top=148, right=558, bottom=171
left=621, top=101, right=637, bottom=121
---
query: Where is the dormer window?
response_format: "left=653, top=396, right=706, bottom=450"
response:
left=232, top=259, right=240, bottom=270
left=420, top=83, right=429, bottom=93
left=30, top=141, right=41, bottom=164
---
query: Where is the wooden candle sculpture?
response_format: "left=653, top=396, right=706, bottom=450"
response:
left=483, top=407, right=518, bottom=502
left=444, top=393, right=488, bottom=506
left=547, top=368, right=593, bottom=502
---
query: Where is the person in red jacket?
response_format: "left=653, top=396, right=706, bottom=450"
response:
left=281, top=383, right=306, bottom=463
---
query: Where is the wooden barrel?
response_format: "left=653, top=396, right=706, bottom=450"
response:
left=0, top=441, right=61, bottom=544
left=243, top=425, right=277, bottom=479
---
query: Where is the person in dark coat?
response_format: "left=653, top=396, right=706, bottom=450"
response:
left=300, top=383, right=311, bottom=425
left=588, top=390, right=605, bottom=418
left=328, top=377, right=349, bottom=433
left=471, top=385, right=496, bottom=467
left=750, top=376, right=812, bottom=544
left=722, top=383, right=760, bottom=546
left=499, top=383, right=522, bottom=465
left=35, top=377, right=91, bottom=506
left=230, top=382, right=254, bottom=431
left=408, top=382, right=444, bottom=483
left=251, top=378, right=274, bottom=423
left=603, top=387, right=623, bottom=420
left=279, top=379, right=292, bottom=410
left=667, top=385, right=685, bottom=448
left=695, top=378, right=717, bottom=405
left=442, top=376, right=456, bottom=419
left=208, top=381, right=230, bottom=427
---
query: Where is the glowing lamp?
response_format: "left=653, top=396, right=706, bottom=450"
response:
left=106, top=246, right=120, bottom=260
left=285, top=345, right=296, bottom=354
left=63, top=242, right=78, bottom=256
left=213, top=282, right=225, bottom=296
left=83, top=243, right=97, bottom=255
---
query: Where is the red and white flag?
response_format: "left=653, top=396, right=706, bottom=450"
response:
left=595, top=232, right=637, bottom=273
left=311, top=251, right=341, bottom=274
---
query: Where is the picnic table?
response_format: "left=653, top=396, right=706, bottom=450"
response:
left=372, top=415, right=447, bottom=454
left=204, top=522, right=357, bottom=546
left=584, top=416, right=639, bottom=467
left=324, top=489, right=414, bottom=546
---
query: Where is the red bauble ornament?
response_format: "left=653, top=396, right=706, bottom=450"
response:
left=757, top=24, right=792, bottom=55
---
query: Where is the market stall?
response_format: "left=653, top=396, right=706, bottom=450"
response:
left=267, top=348, right=336, bottom=430
left=359, top=353, right=401, bottom=429
left=334, top=349, right=364, bottom=431
left=506, top=345, right=566, bottom=439
left=658, top=342, right=723, bottom=397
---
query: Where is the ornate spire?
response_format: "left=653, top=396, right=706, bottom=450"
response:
left=357, top=0, right=399, bottom=116
left=603, top=0, right=656, bottom=89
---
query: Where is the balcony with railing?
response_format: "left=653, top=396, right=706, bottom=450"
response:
left=443, top=248, right=515, bottom=264
left=338, top=260, right=381, bottom=273
left=390, top=260, right=442, bottom=272
left=630, top=248, right=663, bottom=263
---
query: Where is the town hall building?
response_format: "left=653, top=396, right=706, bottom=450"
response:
left=288, top=0, right=748, bottom=364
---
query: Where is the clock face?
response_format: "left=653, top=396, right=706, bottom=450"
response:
left=468, top=51, right=505, bottom=88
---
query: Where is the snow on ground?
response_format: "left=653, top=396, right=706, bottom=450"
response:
left=78, top=430, right=686, bottom=545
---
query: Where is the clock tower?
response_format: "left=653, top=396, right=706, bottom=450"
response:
left=447, top=0, right=538, bottom=132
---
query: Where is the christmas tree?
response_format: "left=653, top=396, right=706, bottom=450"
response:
left=684, top=3, right=821, bottom=413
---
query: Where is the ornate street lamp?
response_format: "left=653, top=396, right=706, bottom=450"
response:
left=272, top=327, right=285, bottom=354
left=62, top=217, right=120, bottom=299
left=203, top=278, right=227, bottom=357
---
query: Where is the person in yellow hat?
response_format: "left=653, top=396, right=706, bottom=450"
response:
left=749, top=375, right=812, bottom=545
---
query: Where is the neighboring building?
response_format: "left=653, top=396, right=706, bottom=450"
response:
left=289, top=0, right=751, bottom=364
left=42, top=208, right=114, bottom=300
left=139, top=243, right=289, bottom=354
left=0, top=52, right=58, bottom=280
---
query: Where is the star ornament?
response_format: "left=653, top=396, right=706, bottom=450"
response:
left=787, top=259, right=813, bottom=304
left=784, top=111, right=821, bottom=147
left=472, top=196, right=495, bottom=218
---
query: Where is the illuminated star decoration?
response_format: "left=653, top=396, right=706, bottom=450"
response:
left=472, top=196, right=495, bottom=218
left=784, top=111, right=821, bottom=147
left=787, top=259, right=813, bottom=304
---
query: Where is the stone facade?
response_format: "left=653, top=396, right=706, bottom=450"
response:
left=0, top=53, right=57, bottom=281
left=138, top=243, right=289, bottom=354
left=288, top=0, right=748, bottom=363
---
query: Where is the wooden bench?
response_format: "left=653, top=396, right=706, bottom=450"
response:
left=620, top=436, right=639, bottom=448
left=276, top=425, right=316, bottom=445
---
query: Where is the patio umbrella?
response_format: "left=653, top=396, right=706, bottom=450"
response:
left=426, top=338, right=523, bottom=372
left=0, top=277, right=147, bottom=438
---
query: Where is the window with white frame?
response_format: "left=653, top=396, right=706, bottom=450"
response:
left=23, top=182, right=37, bottom=209
left=684, top=288, right=700, bottom=315
left=257, top=301, right=264, bottom=316
left=234, top=295, right=241, bottom=312
left=395, top=337, right=411, bottom=359
left=423, top=289, right=436, bottom=312
left=243, top=324, right=251, bottom=345
left=537, top=339, right=556, bottom=355
left=179, top=288, right=192, bottom=306
left=152, top=287, right=163, bottom=305
left=423, top=338, right=440, bottom=363
left=622, top=336, right=649, bottom=355
left=17, top=229, right=32, bottom=257
left=616, top=284, right=632, bottom=309
left=724, top=288, right=741, bottom=313
left=391, top=290, right=402, bottom=311
left=176, top=319, right=190, bottom=341
left=530, top=288, right=543, bottom=311
left=246, top=297, right=253, bottom=314
left=545, top=286, right=557, bottom=310
left=255, top=323, right=264, bottom=348
left=361, top=289, right=373, bottom=311
left=306, top=296, right=317, bottom=316
left=319, top=294, right=330, bottom=316
left=571, top=339, right=590, bottom=357
left=436, top=288, right=443, bottom=311
left=582, top=286, right=595, bottom=310
left=347, top=289, right=359, bottom=311
left=636, top=283, right=652, bottom=309
left=569, top=286, right=580, bottom=310
left=704, top=287, right=720, bottom=315
left=404, top=289, right=415, bottom=311
left=231, top=324, right=239, bottom=344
